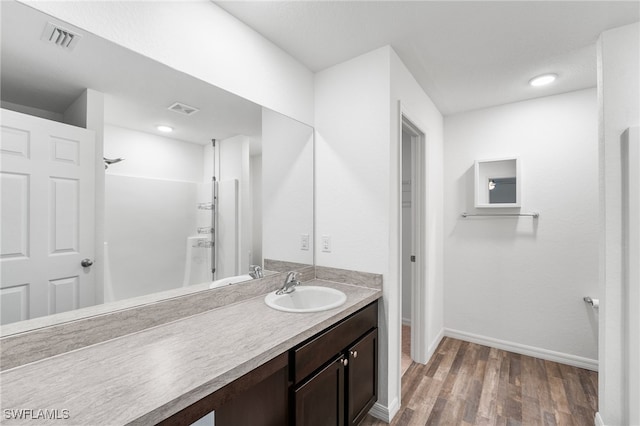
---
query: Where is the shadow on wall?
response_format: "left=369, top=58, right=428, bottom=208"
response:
left=450, top=166, right=539, bottom=240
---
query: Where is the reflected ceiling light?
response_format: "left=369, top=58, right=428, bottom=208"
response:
left=157, top=125, right=173, bottom=133
left=529, top=73, right=557, bottom=87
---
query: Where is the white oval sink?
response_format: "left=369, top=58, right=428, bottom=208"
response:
left=209, top=274, right=252, bottom=289
left=265, top=286, right=347, bottom=313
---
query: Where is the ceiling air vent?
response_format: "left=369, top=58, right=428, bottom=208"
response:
left=41, top=22, right=81, bottom=50
left=168, top=102, right=200, bottom=116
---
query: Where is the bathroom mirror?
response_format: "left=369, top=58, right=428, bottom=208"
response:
left=474, top=157, right=521, bottom=208
left=0, top=1, right=314, bottom=330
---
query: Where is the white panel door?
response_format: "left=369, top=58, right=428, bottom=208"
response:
left=0, top=108, right=96, bottom=325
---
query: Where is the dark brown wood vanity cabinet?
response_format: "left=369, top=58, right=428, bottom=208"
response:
left=158, top=352, right=290, bottom=426
left=346, top=328, right=378, bottom=426
left=158, top=300, right=378, bottom=426
left=293, top=353, right=346, bottom=425
left=291, top=301, right=378, bottom=426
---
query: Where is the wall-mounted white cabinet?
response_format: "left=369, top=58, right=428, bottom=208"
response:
left=474, top=157, right=521, bottom=208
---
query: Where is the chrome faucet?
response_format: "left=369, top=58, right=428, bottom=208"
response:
left=276, top=271, right=300, bottom=295
left=249, top=265, right=263, bottom=279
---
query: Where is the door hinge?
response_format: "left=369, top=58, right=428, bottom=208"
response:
left=410, top=255, right=416, bottom=262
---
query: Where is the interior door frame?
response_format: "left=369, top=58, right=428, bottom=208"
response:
left=623, top=126, right=639, bottom=425
left=398, top=103, right=428, bottom=369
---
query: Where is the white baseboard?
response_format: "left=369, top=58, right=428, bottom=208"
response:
left=401, top=317, right=411, bottom=326
left=369, top=397, right=399, bottom=423
left=594, top=412, right=604, bottom=426
left=426, top=328, right=445, bottom=361
left=444, top=328, right=598, bottom=371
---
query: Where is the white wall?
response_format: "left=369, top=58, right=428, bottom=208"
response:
left=390, top=48, right=445, bottom=411
left=444, top=89, right=599, bottom=368
left=315, top=46, right=444, bottom=421
left=315, top=46, right=393, bottom=413
left=597, top=22, right=640, bottom=426
left=315, top=48, right=391, bottom=273
left=262, top=108, right=314, bottom=266
left=251, top=155, right=263, bottom=266
left=22, top=0, right=314, bottom=126
left=0, top=100, right=62, bottom=122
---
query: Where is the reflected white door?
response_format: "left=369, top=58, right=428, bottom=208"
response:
left=0, top=108, right=96, bottom=325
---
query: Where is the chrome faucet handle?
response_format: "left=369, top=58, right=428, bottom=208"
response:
left=285, top=271, right=299, bottom=283
left=249, top=264, right=263, bottom=279
left=276, top=271, right=300, bottom=295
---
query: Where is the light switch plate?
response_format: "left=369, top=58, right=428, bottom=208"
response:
left=321, top=235, right=331, bottom=253
left=300, top=234, right=309, bottom=251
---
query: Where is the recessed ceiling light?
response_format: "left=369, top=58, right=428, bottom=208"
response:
left=157, top=125, right=173, bottom=133
left=529, top=74, right=557, bottom=87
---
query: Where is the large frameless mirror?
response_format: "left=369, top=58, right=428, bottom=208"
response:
left=0, top=1, right=313, bottom=332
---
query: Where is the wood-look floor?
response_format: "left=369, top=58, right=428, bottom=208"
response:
left=362, top=337, right=598, bottom=426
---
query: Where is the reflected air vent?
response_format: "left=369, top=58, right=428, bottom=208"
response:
left=168, top=102, right=200, bottom=116
left=41, top=22, right=81, bottom=51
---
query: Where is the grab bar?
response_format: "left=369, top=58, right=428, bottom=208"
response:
left=461, top=212, right=539, bottom=218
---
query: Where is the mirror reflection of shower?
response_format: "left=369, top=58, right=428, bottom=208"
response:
left=103, top=157, right=125, bottom=170
left=193, top=139, right=217, bottom=280
left=103, top=125, right=264, bottom=302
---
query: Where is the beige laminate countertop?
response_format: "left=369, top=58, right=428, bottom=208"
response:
left=0, top=280, right=381, bottom=425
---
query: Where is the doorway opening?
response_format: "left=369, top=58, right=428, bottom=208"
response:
left=400, top=114, right=426, bottom=379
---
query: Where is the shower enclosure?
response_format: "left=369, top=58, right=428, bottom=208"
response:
left=103, top=126, right=260, bottom=303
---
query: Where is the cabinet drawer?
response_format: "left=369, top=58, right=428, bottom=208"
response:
left=292, top=301, right=377, bottom=384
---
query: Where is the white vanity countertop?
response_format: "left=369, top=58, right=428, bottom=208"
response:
left=0, top=280, right=381, bottom=425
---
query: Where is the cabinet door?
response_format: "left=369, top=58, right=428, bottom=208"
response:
left=346, top=328, right=378, bottom=426
left=294, top=355, right=345, bottom=426
left=214, top=365, right=289, bottom=426
left=157, top=352, right=289, bottom=426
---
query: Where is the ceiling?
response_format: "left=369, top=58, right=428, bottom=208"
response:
left=0, top=1, right=262, bottom=145
left=216, top=1, right=640, bottom=115
left=2, top=1, right=637, bottom=132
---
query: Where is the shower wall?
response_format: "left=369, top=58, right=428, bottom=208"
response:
left=103, top=125, right=206, bottom=301
left=105, top=175, right=198, bottom=300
